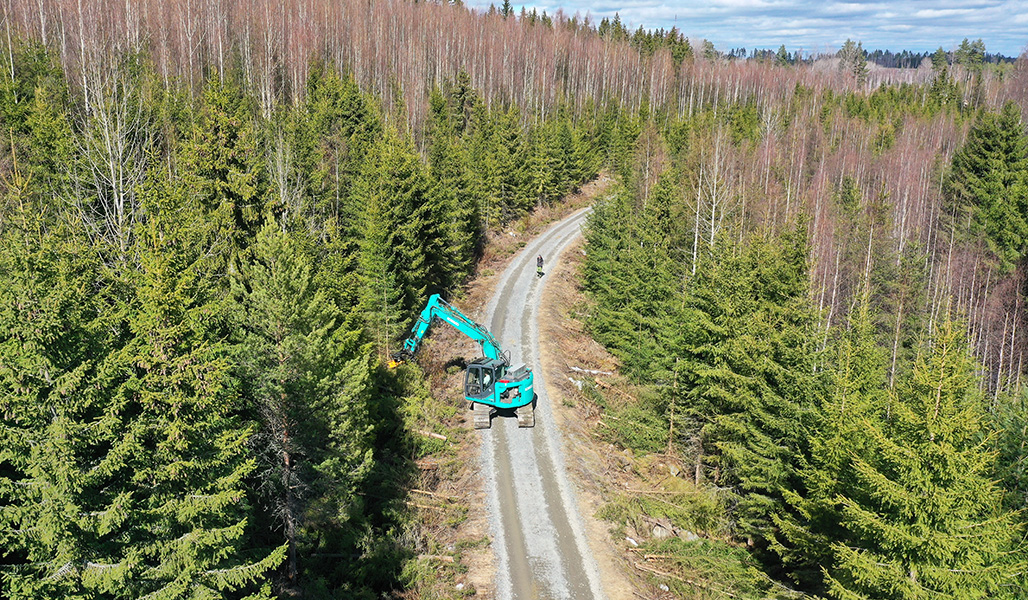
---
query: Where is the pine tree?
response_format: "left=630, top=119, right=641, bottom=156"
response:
left=824, top=317, right=1024, bottom=600
left=838, top=39, right=868, bottom=85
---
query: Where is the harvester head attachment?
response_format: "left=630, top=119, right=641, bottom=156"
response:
left=388, top=348, right=415, bottom=369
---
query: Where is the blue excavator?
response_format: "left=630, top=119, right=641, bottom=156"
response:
left=390, top=294, right=535, bottom=429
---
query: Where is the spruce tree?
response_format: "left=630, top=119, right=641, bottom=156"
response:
left=0, top=203, right=115, bottom=598
left=117, top=202, right=284, bottom=598
left=773, top=289, right=889, bottom=593
left=180, top=75, right=271, bottom=256
left=426, top=87, right=480, bottom=287
left=824, top=318, right=1024, bottom=600
left=945, top=101, right=1028, bottom=271
left=1, top=170, right=285, bottom=597
left=352, top=129, right=438, bottom=354
left=681, top=227, right=821, bottom=548
left=232, top=223, right=373, bottom=590
left=305, top=67, right=382, bottom=327
left=493, top=104, right=535, bottom=222
left=993, top=392, right=1028, bottom=513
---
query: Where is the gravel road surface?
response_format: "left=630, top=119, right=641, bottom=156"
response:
left=480, top=207, right=605, bottom=600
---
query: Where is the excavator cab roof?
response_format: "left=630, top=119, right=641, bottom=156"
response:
left=468, top=356, right=505, bottom=370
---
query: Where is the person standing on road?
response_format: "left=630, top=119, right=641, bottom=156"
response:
left=537, top=254, right=544, bottom=277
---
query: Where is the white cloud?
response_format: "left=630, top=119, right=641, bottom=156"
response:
left=912, top=8, right=976, bottom=18
left=464, top=0, right=1028, bottom=55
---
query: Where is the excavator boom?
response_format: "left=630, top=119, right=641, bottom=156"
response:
left=391, top=294, right=535, bottom=428
left=390, top=295, right=502, bottom=363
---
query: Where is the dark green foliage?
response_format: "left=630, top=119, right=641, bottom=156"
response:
left=426, top=86, right=482, bottom=277
left=600, top=488, right=800, bottom=598
left=0, top=40, right=74, bottom=216
left=583, top=175, right=686, bottom=382
left=680, top=228, right=822, bottom=547
left=304, top=67, right=382, bottom=327
left=0, top=35, right=601, bottom=596
left=773, top=290, right=889, bottom=593
left=489, top=104, right=536, bottom=221
left=585, top=175, right=823, bottom=551
left=991, top=392, right=1028, bottom=599
left=232, top=224, right=373, bottom=588
left=0, top=209, right=113, bottom=597
left=955, top=39, right=987, bottom=75
left=838, top=39, right=869, bottom=85
left=180, top=75, right=272, bottom=255
left=727, top=102, right=761, bottom=145
left=945, top=101, right=1028, bottom=271
left=993, top=392, right=1028, bottom=512
left=538, top=106, right=578, bottom=203
left=639, top=538, right=802, bottom=599
left=1, top=183, right=285, bottom=597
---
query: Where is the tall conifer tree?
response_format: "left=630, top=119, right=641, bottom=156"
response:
left=1, top=168, right=285, bottom=597
left=232, top=223, right=373, bottom=590
left=180, top=76, right=271, bottom=256
left=426, top=87, right=480, bottom=288
left=773, top=289, right=889, bottom=592
left=825, top=318, right=1024, bottom=600
left=945, top=101, right=1028, bottom=271
left=682, top=228, right=821, bottom=548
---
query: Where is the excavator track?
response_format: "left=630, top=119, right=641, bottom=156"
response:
left=516, top=400, right=535, bottom=428
left=472, top=402, right=492, bottom=429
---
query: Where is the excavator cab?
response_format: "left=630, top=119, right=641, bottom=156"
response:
left=464, top=358, right=502, bottom=400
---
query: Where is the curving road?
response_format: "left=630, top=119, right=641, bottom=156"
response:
left=479, top=207, right=605, bottom=600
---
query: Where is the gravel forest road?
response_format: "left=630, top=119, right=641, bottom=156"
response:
left=479, top=206, right=605, bottom=600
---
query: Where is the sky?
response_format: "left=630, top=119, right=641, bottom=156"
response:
left=464, top=0, right=1028, bottom=57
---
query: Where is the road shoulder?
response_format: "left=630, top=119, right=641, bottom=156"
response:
left=537, top=234, right=643, bottom=600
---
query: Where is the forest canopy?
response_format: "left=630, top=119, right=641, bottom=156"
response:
left=2, top=0, right=1028, bottom=597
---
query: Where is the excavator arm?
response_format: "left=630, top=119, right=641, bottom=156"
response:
left=389, top=294, right=503, bottom=367
left=389, top=293, right=535, bottom=428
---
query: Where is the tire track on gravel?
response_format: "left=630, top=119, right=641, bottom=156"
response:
left=480, top=207, right=603, bottom=600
